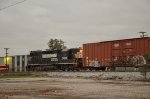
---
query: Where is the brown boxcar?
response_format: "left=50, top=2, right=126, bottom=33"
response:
left=83, top=37, right=150, bottom=67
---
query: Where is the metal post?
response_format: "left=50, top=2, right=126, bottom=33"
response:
left=4, top=48, right=9, bottom=66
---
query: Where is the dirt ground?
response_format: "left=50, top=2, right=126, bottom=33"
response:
left=0, top=78, right=150, bottom=99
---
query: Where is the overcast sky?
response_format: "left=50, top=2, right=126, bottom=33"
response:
left=0, top=0, right=150, bottom=56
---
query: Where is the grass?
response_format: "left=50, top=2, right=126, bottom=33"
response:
left=0, top=72, right=49, bottom=78
left=0, top=74, right=33, bottom=78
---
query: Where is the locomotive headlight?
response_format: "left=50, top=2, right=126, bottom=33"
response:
left=79, top=49, right=83, bottom=58
left=80, top=49, right=83, bottom=53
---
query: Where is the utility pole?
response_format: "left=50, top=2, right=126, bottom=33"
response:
left=4, top=48, right=9, bottom=66
left=139, top=32, right=148, bottom=38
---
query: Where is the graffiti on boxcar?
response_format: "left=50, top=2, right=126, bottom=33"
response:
left=86, top=55, right=146, bottom=67
left=112, top=55, right=146, bottom=67
left=89, top=60, right=100, bottom=67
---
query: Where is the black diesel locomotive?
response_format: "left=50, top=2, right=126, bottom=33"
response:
left=26, top=48, right=83, bottom=71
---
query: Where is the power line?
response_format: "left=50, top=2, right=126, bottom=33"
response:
left=0, top=0, right=27, bottom=11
